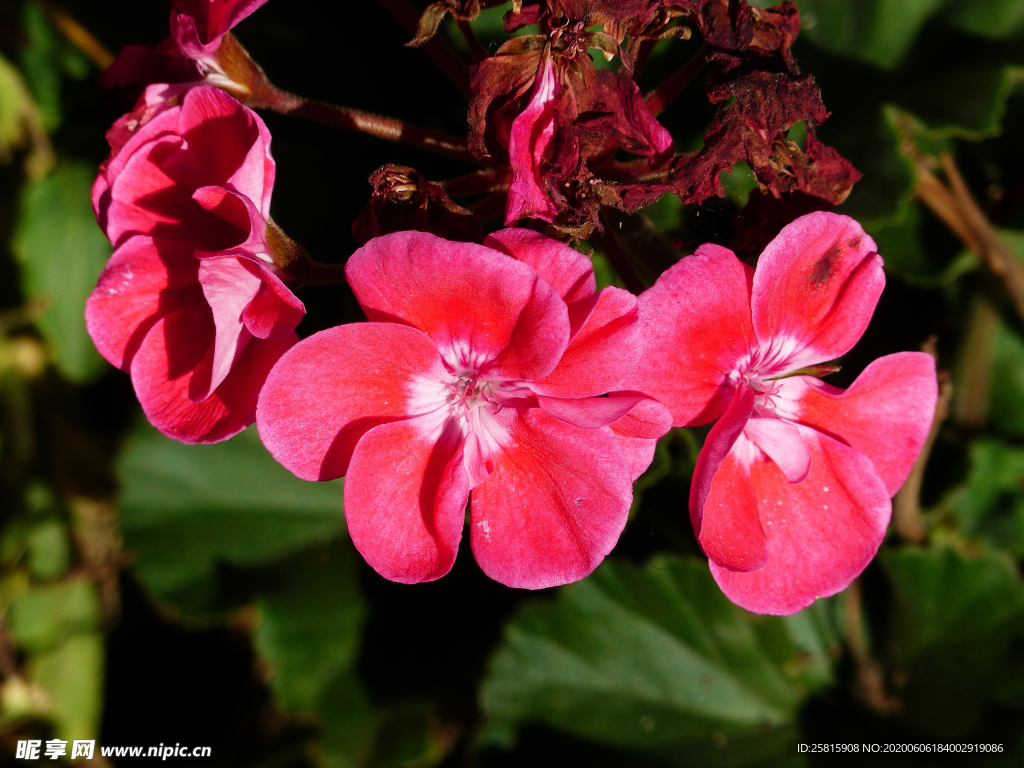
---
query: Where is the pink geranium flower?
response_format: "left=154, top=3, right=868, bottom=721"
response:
left=256, top=229, right=671, bottom=588
left=87, top=85, right=303, bottom=444
left=623, top=212, right=938, bottom=615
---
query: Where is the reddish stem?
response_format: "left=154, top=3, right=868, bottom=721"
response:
left=645, top=43, right=707, bottom=117
left=378, top=0, right=473, bottom=98
left=253, top=86, right=477, bottom=165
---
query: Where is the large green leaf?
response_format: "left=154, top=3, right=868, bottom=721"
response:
left=7, top=579, right=101, bottom=654
left=119, top=423, right=345, bottom=604
left=882, top=547, right=1024, bottom=734
left=944, top=0, right=1024, bottom=38
left=480, top=555, right=838, bottom=766
left=831, top=107, right=916, bottom=228
left=794, top=0, right=944, bottom=70
left=12, top=161, right=111, bottom=382
left=254, top=541, right=372, bottom=768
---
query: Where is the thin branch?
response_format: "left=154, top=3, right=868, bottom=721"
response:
left=46, top=5, right=114, bottom=69
left=444, top=166, right=510, bottom=197
left=953, top=296, right=999, bottom=428
left=844, top=579, right=902, bottom=715
left=378, top=0, right=473, bottom=98
left=915, top=154, right=1024, bottom=322
left=645, top=43, right=706, bottom=117
left=252, top=86, right=478, bottom=164
left=457, top=19, right=488, bottom=64
left=893, top=345, right=952, bottom=543
left=594, top=211, right=647, bottom=295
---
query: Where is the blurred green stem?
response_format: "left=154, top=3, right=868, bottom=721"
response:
left=953, top=297, right=999, bottom=429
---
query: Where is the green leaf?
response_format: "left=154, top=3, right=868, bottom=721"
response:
left=480, top=555, right=837, bottom=765
left=950, top=439, right=1024, bottom=556
left=944, top=0, right=1024, bottom=39
left=831, top=107, right=916, bottom=228
left=254, top=541, right=372, bottom=767
left=6, top=578, right=104, bottom=739
left=872, top=205, right=980, bottom=287
left=795, top=0, right=944, bottom=70
left=26, top=518, right=70, bottom=581
left=895, top=65, right=1024, bottom=141
left=18, top=2, right=63, bottom=131
left=7, top=579, right=101, bottom=654
left=882, top=547, right=1024, bottom=733
left=119, top=423, right=345, bottom=605
left=12, top=161, right=111, bottom=382
left=27, top=632, right=104, bottom=741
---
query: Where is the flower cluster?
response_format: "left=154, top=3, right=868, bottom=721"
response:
left=87, top=0, right=937, bottom=612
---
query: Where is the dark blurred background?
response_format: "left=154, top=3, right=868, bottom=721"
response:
left=0, top=0, right=1023, bottom=765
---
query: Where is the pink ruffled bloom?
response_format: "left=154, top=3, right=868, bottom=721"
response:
left=623, top=212, right=938, bottom=615
left=87, top=85, right=303, bottom=444
left=256, top=229, right=671, bottom=588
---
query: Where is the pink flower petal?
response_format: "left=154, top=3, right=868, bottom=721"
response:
left=709, top=428, right=892, bottom=615
left=241, top=265, right=305, bottom=340
left=699, top=442, right=767, bottom=573
left=785, top=352, right=938, bottom=495
left=193, top=256, right=264, bottom=400
left=534, top=286, right=641, bottom=398
left=344, top=416, right=469, bottom=584
left=171, top=0, right=270, bottom=46
left=85, top=236, right=201, bottom=369
left=470, top=409, right=632, bottom=589
left=751, top=212, right=884, bottom=374
left=483, top=228, right=596, bottom=306
left=256, top=322, right=450, bottom=481
left=131, top=306, right=294, bottom=443
left=167, top=87, right=274, bottom=214
left=191, top=185, right=253, bottom=233
left=621, top=243, right=756, bottom=426
left=505, top=57, right=560, bottom=224
left=536, top=393, right=645, bottom=429
left=346, top=231, right=570, bottom=382
left=689, top=383, right=755, bottom=534
left=608, top=396, right=673, bottom=482
left=743, top=417, right=811, bottom=484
